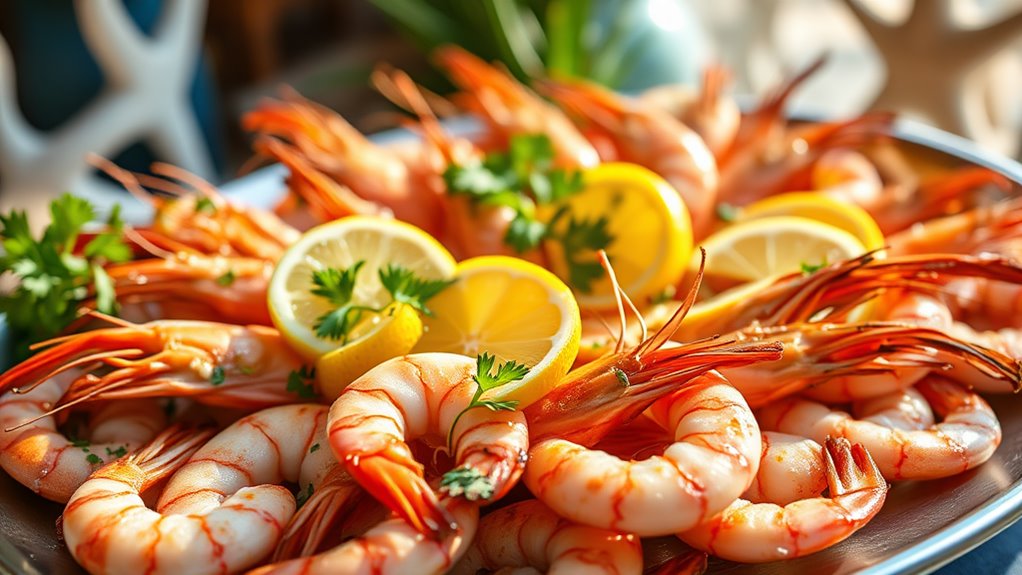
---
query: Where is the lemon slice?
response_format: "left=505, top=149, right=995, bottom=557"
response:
left=268, top=216, right=457, bottom=360
left=739, top=192, right=886, bottom=252
left=692, top=215, right=867, bottom=295
left=315, top=303, right=423, bottom=401
left=413, top=256, right=581, bottom=408
left=542, top=163, right=692, bottom=310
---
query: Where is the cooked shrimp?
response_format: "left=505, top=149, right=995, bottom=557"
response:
left=92, top=253, right=273, bottom=325
left=0, top=316, right=307, bottom=414
left=641, top=66, right=741, bottom=160
left=743, top=432, right=826, bottom=506
left=720, top=321, right=1020, bottom=407
left=758, top=377, right=1001, bottom=480
left=433, top=45, right=599, bottom=168
left=248, top=497, right=478, bottom=575
left=677, top=437, right=887, bottom=563
left=852, top=386, right=935, bottom=431
left=0, top=372, right=166, bottom=502
left=94, top=157, right=300, bottom=261
left=326, top=353, right=530, bottom=536
left=525, top=371, right=761, bottom=536
left=62, top=425, right=299, bottom=575
left=244, top=89, right=445, bottom=235
left=157, top=404, right=353, bottom=564
left=886, top=196, right=1022, bottom=257
left=451, top=499, right=642, bottom=575
left=540, top=78, right=718, bottom=239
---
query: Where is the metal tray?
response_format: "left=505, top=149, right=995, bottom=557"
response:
left=2, top=119, right=1022, bottom=575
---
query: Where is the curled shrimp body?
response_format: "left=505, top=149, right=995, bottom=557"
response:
left=433, top=46, right=599, bottom=168
left=540, top=79, right=718, bottom=239
left=248, top=497, right=478, bottom=575
left=0, top=318, right=306, bottom=412
left=98, top=254, right=273, bottom=325
left=0, top=372, right=166, bottom=502
left=525, top=371, right=761, bottom=537
left=678, top=437, right=887, bottom=563
left=758, top=377, right=1001, bottom=480
left=743, top=432, right=826, bottom=506
left=62, top=426, right=298, bottom=575
left=452, top=499, right=642, bottom=575
left=326, top=353, right=529, bottom=536
left=852, top=386, right=935, bottom=431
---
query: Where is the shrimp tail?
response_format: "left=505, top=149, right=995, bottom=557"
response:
left=345, top=449, right=457, bottom=539
left=824, top=437, right=887, bottom=503
left=273, top=469, right=363, bottom=561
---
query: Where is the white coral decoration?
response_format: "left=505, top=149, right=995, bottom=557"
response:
left=0, top=0, right=211, bottom=226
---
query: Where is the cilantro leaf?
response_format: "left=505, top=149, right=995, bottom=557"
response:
left=92, top=265, right=117, bottom=315
left=379, top=264, right=455, bottom=316
left=287, top=366, right=318, bottom=399
left=504, top=214, right=548, bottom=253
left=547, top=211, right=614, bottom=293
left=311, top=263, right=363, bottom=306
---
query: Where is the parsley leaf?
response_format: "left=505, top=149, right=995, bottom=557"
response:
left=439, top=466, right=494, bottom=500
left=86, top=453, right=103, bottom=465
left=210, top=366, right=226, bottom=386
left=446, top=353, right=527, bottom=451
left=0, top=195, right=131, bottom=360
left=801, top=259, right=828, bottom=275
left=444, top=133, right=584, bottom=255
left=287, top=366, right=318, bottom=399
left=716, top=202, right=739, bottom=223
left=379, top=264, right=455, bottom=316
left=546, top=209, right=614, bottom=293
left=105, top=446, right=128, bottom=458
left=311, top=262, right=367, bottom=342
left=216, top=270, right=236, bottom=287
left=195, top=197, right=217, bottom=215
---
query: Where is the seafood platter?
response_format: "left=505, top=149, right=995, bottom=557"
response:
left=2, top=49, right=1022, bottom=574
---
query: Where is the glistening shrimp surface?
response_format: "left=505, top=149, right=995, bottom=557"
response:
left=3, top=49, right=1022, bottom=575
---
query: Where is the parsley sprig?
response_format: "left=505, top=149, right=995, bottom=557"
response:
left=443, top=133, right=614, bottom=293
left=0, top=195, right=131, bottom=360
left=311, top=261, right=455, bottom=343
left=440, top=353, right=529, bottom=500
left=445, top=353, right=527, bottom=451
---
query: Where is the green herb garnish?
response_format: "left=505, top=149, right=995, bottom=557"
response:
left=0, top=195, right=131, bottom=360
left=287, top=366, right=318, bottom=400
left=210, top=366, right=226, bottom=386
left=295, top=483, right=314, bottom=509
left=716, top=203, right=739, bottom=223
left=105, top=446, right=127, bottom=458
left=446, top=353, right=527, bottom=451
left=309, top=443, right=320, bottom=454
left=440, top=466, right=494, bottom=500
left=216, top=270, right=236, bottom=287
left=800, top=259, right=828, bottom=275
left=311, top=261, right=454, bottom=343
left=86, top=453, right=102, bottom=465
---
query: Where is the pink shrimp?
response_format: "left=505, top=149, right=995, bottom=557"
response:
left=743, top=432, right=827, bottom=506
left=244, top=88, right=445, bottom=236
left=432, top=45, right=599, bottom=168
left=0, top=316, right=307, bottom=413
left=0, top=371, right=166, bottom=502
left=641, top=65, right=741, bottom=160
left=452, top=499, right=643, bottom=575
left=540, top=78, right=718, bottom=239
left=678, top=437, right=887, bottom=563
left=759, top=376, right=1001, bottom=480
left=95, top=157, right=300, bottom=261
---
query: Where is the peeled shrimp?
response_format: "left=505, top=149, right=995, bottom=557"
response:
left=743, top=432, right=826, bottom=506
left=758, top=377, right=1001, bottom=480
left=326, top=353, right=529, bottom=536
left=525, top=371, right=761, bottom=536
left=452, top=499, right=642, bottom=575
left=0, top=372, right=166, bottom=502
left=62, top=425, right=298, bottom=575
left=678, top=437, right=887, bottom=563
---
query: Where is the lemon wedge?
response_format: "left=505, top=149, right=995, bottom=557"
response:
left=413, top=256, right=581, bottom=408
left=738, top=192, right=886, bottom=253
left=268, top=216, right=457, bottom=361
left=542, top=162, right=692, bottom=310
left=691, top=215, right=868, bottom=295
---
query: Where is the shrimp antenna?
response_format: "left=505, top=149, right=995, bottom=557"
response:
left=88, top=154, right=160, bottom=207
left=597, top=250, right=629, bottom=353
left=597, top=250, right=647, bottom=348
left=84, top=310, right=138, bottom=329
left=134, top=173, right=190, bottom=198
left=637, top=248, right=706, bottom=356
left=123, top=226, right=176, bottom=259
left=151, top=162, right=225, bottom=202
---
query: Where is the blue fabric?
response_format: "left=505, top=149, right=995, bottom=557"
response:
left=937, top=520, right=1022, bottom=574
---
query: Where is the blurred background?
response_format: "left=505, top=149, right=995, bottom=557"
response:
left=0, top=0, right=1020, bottom=216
